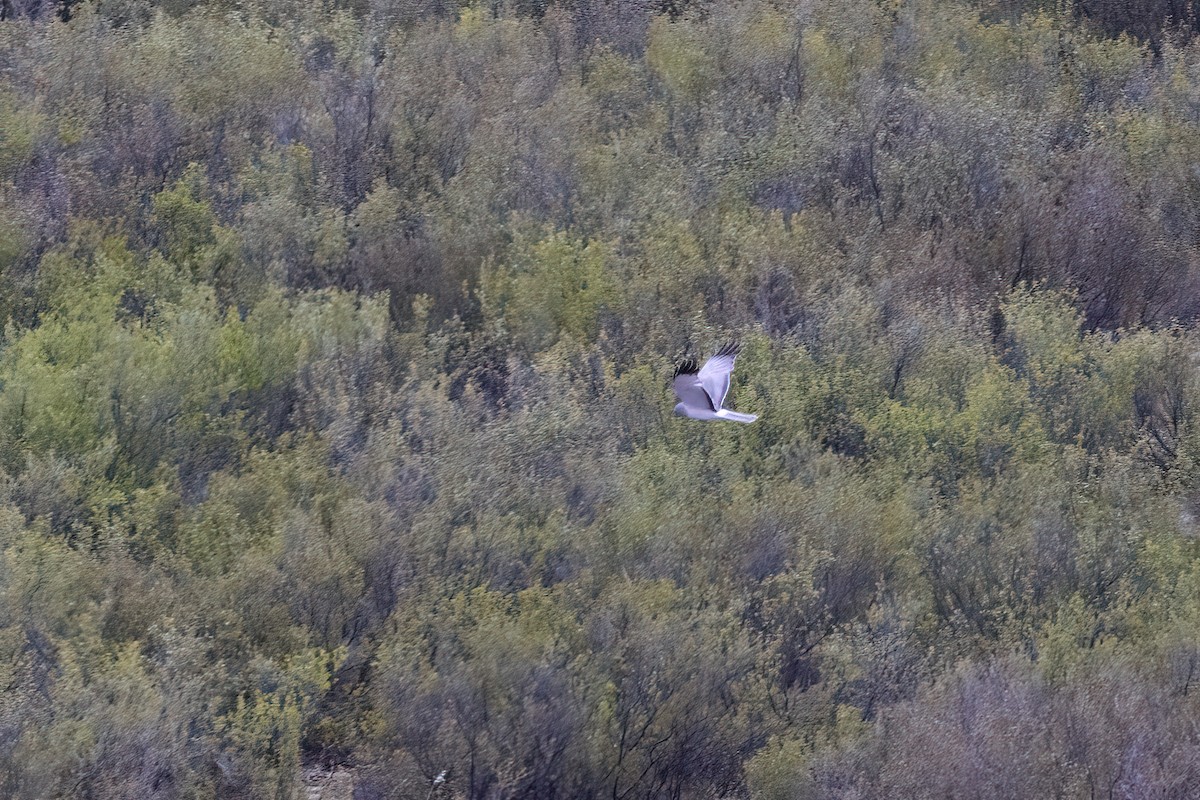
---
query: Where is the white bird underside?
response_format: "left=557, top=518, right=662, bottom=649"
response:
left=672, top=342, right=758, bottom=424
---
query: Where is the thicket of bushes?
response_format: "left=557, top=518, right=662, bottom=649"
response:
left=4, top=0, right=1200, bottom=797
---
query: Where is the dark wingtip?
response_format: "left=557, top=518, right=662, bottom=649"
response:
left=673, top=358, right=700, bottom=378
left=716, top=341, right=741, bottom=358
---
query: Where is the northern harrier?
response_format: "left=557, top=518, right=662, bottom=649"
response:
left=672, top=342, right=757, bottom=423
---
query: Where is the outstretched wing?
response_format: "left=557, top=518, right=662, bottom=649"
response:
left=698, top=341, right=740, bottom=410
left=673, top=358, right=714, bottom=411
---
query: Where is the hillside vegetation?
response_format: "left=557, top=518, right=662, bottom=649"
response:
left=4, top=0, right=1200, bottom=797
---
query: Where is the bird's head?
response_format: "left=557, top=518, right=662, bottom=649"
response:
left=673, top=403, right=687, bottom=417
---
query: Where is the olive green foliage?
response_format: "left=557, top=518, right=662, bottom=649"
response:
left=4, top=0, right=1200, bottom=798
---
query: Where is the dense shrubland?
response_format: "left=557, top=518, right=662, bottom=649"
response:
left=4, top=0, right=1200, bottom=797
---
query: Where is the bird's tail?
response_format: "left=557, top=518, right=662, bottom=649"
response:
left=716, top=409, right=758, bottom=424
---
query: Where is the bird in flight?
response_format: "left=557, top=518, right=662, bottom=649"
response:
left=673, top=342, right=758, bottom=423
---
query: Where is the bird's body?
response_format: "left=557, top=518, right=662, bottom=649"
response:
left=672, top=342, right=758, bottom=424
